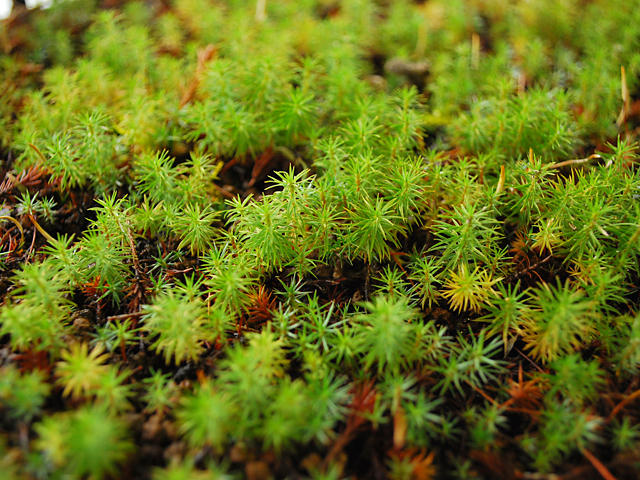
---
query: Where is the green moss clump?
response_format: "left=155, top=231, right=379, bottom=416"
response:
left=1, top=0, right=639, bottom=478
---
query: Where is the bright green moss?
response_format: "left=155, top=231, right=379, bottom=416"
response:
left=1, top=0, right=640, bottom=477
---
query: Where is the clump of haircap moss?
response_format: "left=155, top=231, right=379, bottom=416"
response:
left=1, top=0, right=640, bottom=478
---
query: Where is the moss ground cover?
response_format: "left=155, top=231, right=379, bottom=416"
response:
left=1, top=0, right=640, bottom=478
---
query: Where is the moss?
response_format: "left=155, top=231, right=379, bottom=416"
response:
left=0, top=0, right=639, bottom=478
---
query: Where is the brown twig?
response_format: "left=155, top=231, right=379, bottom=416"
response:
left=580, top=448, right=618, bottom=480
left=551, top=154, right=602, bottom=170
left=323, top=381, right=377, bottom=468
left=616, top=65, right=630, bottom=128
left=28, top=213, right=55, bottom=243
left=211, top=182, right=235, bottom=199
left=514, top=347, right=545, bottom=373
left=29, top=143, right=47, bottom=163
left=248, top=145, right=275, bottom=187
left=0, top=215, right=24, bottom=246
left=389, top=250, right=408, bottom=272
left=607, top=388, right=640, bottom=421
left=512, top=254, right=553, bottom=280
left=106, top=312, right=145, bottom=322
left=466, top=380, right=497, bottom=405
left=179, top=44, right=218, bottom=109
